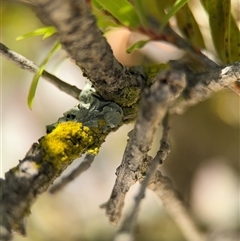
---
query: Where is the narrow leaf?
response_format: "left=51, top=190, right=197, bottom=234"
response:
left=207, top=0, right=230, bottom=62
left=91, top=0, right=102, bottom=10
left=140, top=0, right=166, bottom=22
left=224, top=15, right=240, bottom=62
left=126, top=40, right=150, bottom=54
left=16, top=26, right=57, bottom=41
left=175, top=4, right=205, bottom=48
left=28, top=42, right=61, bottom=109
left=133, top=0, right=148, bottom=28
left=95, top=0, right=140, bottom=29
left=200, top=0, right=240, bottom=63
left=42, top=29, right=57, bottom=40
left=92, top=4, right=119, bottom=31
left=160, top=0, right=189, bottom=31
left=95, top=16, right=119, bottom=31
left=153, top=0, right=176, bottom=21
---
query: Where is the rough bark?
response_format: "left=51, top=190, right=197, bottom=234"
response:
left=1, top=1, right=239, bottom=240
left=26, top=0, right=147, bottom=106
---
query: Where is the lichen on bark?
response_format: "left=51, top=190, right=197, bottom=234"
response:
left=40, top=121, right=99, bottom=170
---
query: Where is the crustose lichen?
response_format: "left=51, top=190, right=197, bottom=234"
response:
left=40, top=121, right=99, bottom=170
left=42, top=84, right=124, bottom=171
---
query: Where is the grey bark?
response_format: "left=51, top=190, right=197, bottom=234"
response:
left=1, top=1, right=240, bottom=240
left=103, top=71, right=186, bottom=224
left=25, top=0, right=147, bottom=106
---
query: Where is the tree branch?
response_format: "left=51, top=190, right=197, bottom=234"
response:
left=148, top=171, right=206, bottom=241
left=114, top=114, right=171, bottom=241
left=145, top=18, right=218, bottom=69
left=170, top=61, right=240, bottom=113
left=114, top=114, right=205, bottom=241
left=115, top=115, right=206, bottom=241
left=49, top=154, right=95, bottom=194
left=16, top=0, right=240, bottom=115
left=2, top=2, right=240, bottom=241
left=0, top=42, right=81, bottom=99
left=0, top=86, right=123, bottom=240
left=103, top=71, right=186, bottom=224
left=27, top=0, right=147, bottom=106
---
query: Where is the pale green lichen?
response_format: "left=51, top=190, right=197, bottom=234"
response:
left=115, top=64, right=170, bottom=111
left=122, top=103, right=139, bottom=123
left=118, top=64, right=171, bottom=122
left=40, top=121, right=102, bottom=170
left=143, top=63, right=170, bottom=86
left=114, top=86, right=141, bottom=107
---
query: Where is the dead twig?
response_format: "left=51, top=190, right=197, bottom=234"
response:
left=148, top=171, right=206, bottom=241
left=49, top=154, right=95, bottom=194
left=103, top=70, right=186, bottom=224
left=114, top=114, right=171, bottom=241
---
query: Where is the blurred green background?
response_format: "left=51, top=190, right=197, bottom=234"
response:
left=1, top=1, right=239, bottom=241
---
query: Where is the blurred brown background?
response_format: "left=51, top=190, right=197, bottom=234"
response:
left=1, top=1, right=239, bottom=240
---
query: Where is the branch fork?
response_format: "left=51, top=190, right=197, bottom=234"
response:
left=1, top=1, right=240, bottom=240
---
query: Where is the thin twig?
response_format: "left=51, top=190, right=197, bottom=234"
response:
left=163, top=26, right=218, bottom=69
left=114, top=114, right=170, bottom=241
left=0, top=42, right=81, bottom=99
left=49, top=154, right=95, bottom=194
left=104, top=71, right=186, bottom=224
left=148, top=171, right=206, bottom=241
left=144, top=17, right=218, bottom=69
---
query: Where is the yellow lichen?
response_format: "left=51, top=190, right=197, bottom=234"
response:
left=86, top=147, right=99, bottom=155
left=40, top=121, right=101, bottom=170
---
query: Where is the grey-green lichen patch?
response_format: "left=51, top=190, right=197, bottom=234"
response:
left=47, top=83, right=123, bottom=133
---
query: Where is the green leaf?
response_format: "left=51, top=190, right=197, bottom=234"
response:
left=160, top=0, right=189, bottom=31
left=28, top=42, right=61, bottom=109
left=200, top=0, right=240, bottom=63
left=141, top=0, right=177, bottom=23
left=92, top=3, right=119, bottom=31
left=91, top=0, right=102, bottom=10
left=226, top=16, right=240, bottom=62
left=126, top=40, right=150, bottom=54
left=16, top=26, right=57, bottom=41
left=152, top=0, right=176, bottom=21
left=175, top=4, right=205, bottom=48
left=95, top=15, right=119, bottom=31
left=42, top=29, right=57, bottom=39
left=95, top=0, right=141, bottom=28
left=140, top=0, right=165, bottom=22
left=132, top=0, right=148, bottom=28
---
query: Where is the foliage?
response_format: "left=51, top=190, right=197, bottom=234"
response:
left=200, top=0, right=240, bottom=63
left=16, top=26, right=57, bottom=40
left=27, top=42, right=61, bottom=109
left=92, top=0, right=239, bottom=61
left=17, top=26, right=59, bottom=108
left=18, top=0, right=239, bottom=108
